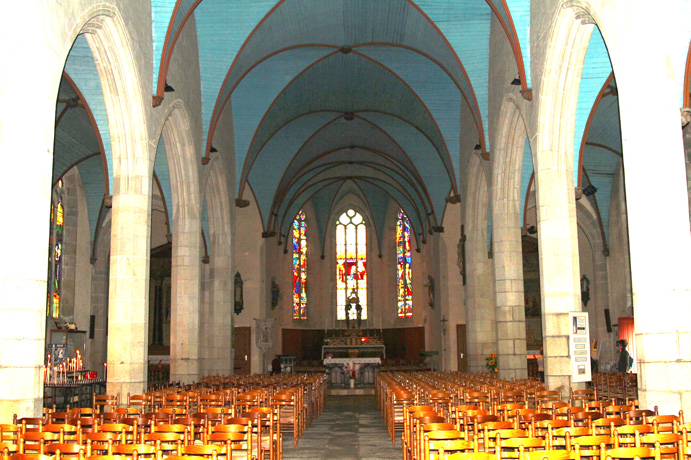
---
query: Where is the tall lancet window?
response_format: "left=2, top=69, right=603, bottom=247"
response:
left=292, top=210, right=307, bottom=319
left=396, top=210, right=413, bottom=318
left=336, top=209, right=367, bottom=320
left=47, top=180, right=64, bottom=318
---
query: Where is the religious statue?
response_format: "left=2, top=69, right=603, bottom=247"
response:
left=346, top=288, right=360, bottom=331
left=426, top=275, right=435, bottom=308
left=270, top=277, right=280, bottom=309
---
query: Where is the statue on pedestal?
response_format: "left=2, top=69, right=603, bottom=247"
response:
left=346, top=288, right=361, bottom=332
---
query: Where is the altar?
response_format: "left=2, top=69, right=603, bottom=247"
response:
left=322, top=331, right=384, bottom=387
left=323, top=291, right=384, bottom=387
left=324, top=357, right=381, bottom=386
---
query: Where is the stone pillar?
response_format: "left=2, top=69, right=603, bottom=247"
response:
left=534, top=167, right=582, bottom=394
left=61, top=173, right=79, bottom=321
left=106, top=173, right=152, bottom=398
left=617, top=67, right=691, bottom=416
left=465, top=240, right=496, bottom=373
left=464, top=158, right=496, bottom=373
left=170, top=218, right=202, bottom=384
left=490, top=98, right=529, bottom=380
left=0, top=5, right=61, bottom=418
left=89, top=219, right=111, bottom=375
left=200, top=163, right=233, bottom=376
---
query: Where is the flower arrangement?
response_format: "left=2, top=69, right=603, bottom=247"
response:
left=486, top=353, right=498, bottom=373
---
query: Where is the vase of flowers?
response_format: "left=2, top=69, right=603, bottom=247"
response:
left=349, top=369, right=356, bottom=388
left=486, top=353, right=498, bottom=374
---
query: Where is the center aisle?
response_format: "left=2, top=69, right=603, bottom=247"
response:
left=283, top=395, right=401, bottom=460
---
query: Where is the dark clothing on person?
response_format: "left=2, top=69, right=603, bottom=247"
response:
left=271, top=357, right=282, bottom=375
left=617, top=348, right=632, bottom=372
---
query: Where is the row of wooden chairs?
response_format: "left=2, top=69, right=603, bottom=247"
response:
left=12, top=373, right=327, bottom=460
left=378, top=371, right=685, bottom=460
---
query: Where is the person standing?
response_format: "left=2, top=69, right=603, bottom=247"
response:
left=617, top=340, right=632, bottom=373
left=537, top=348, right=544, bottom=382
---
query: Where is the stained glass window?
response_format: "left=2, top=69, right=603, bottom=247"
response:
left=292, top=210, right=307, bottom=319
left=396, top=210, right=413, bottom=318
left=336, top=209, right=367, bottom=320
left=47, top=180, right=64, bottom=318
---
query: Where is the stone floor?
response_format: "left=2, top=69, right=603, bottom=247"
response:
left=283, top=395, right=402, bottom=460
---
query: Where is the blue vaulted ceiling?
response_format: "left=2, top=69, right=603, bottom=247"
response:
left=53, top=1, right=639, bottom=259
left=149, top=0, right=536, bottom=241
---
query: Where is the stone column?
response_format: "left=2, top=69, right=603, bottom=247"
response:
left=491, top=220, right=528, bottom=380
left=534, top=168, right=581, bottom=394
left=89, top=218, right=111, bottom=374
left=0, top=5, right=61, bottom=418
left=170, top=218, right=202, bottom=384
left=465, top=239, right=496, bottom=373
left=617, top=69, right=691, bottom=416
left=61, top=173, right=79, bottom=321
left=464, top=158, right=496, bottom=373
left=106, top=173, right=152, bottom=398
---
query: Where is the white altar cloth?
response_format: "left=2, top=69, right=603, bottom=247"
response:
left=324, top=357, right=381, bottom=365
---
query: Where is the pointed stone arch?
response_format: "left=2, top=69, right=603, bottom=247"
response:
left=536, top=2, right=592, bottom=393
left=72, top=5, right=152, bottom=397
left=491, top=95, right=529, bottom=379
left=157, top=101, right=202, bottom=384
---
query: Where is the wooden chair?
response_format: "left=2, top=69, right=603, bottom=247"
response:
left=520, top=450, right=572, bottom=460
left=447, top=452, right=500, bottom=460
left=605, top=406, right=635, bottom=419
left=81, top=433, right=120, bottom=456
left=568, top=435, right=613, bottom=460
left=639, top=433, right=683, bottom=460
left=497, top=436, right=544, bottom=459
left=271, top=393, right=299, bottom=447
left=649, top=415, right=683, bottom=434
left=41, top=425, right=78, bottom=444
left=604, top=446, right=661, bottom=460
left=16, top=419, right=44, bottom=435
left=613, top=426, right=655, bottom=448
left=19, top=433, right=60, bottom=454
left=44, top=443, right=84, bottom=459
left=206, top=424, right=251, bottom=460
left=0, top=426, right=20, bottom=445
left=180, top=445, right=223, bottom=460
left=165, top=456, right=208, bottom=460
left=95, top=425, right=133, bottom=444
left=0, top=443, right=18, bottom=456
left=592, top=418, right=627, bottom=436
left=94, top=395, right=120, bottom=414
left=162, top=396, right=189, bottom=415
left=570, top=390, right=597, bottom=408
left=5, top=454, right=55, bottom=460
left=548, top=427, right=590, bottom=450
left=625, top=410, right=656, bottom=426
left=126, top=395, right=152, bottom=414
left=111, top=444, right=158, bottom=459
left=423, top=430, right=469, bottom=460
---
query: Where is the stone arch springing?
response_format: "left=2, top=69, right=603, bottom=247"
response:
left=491, top=95, right=530, bottom=380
